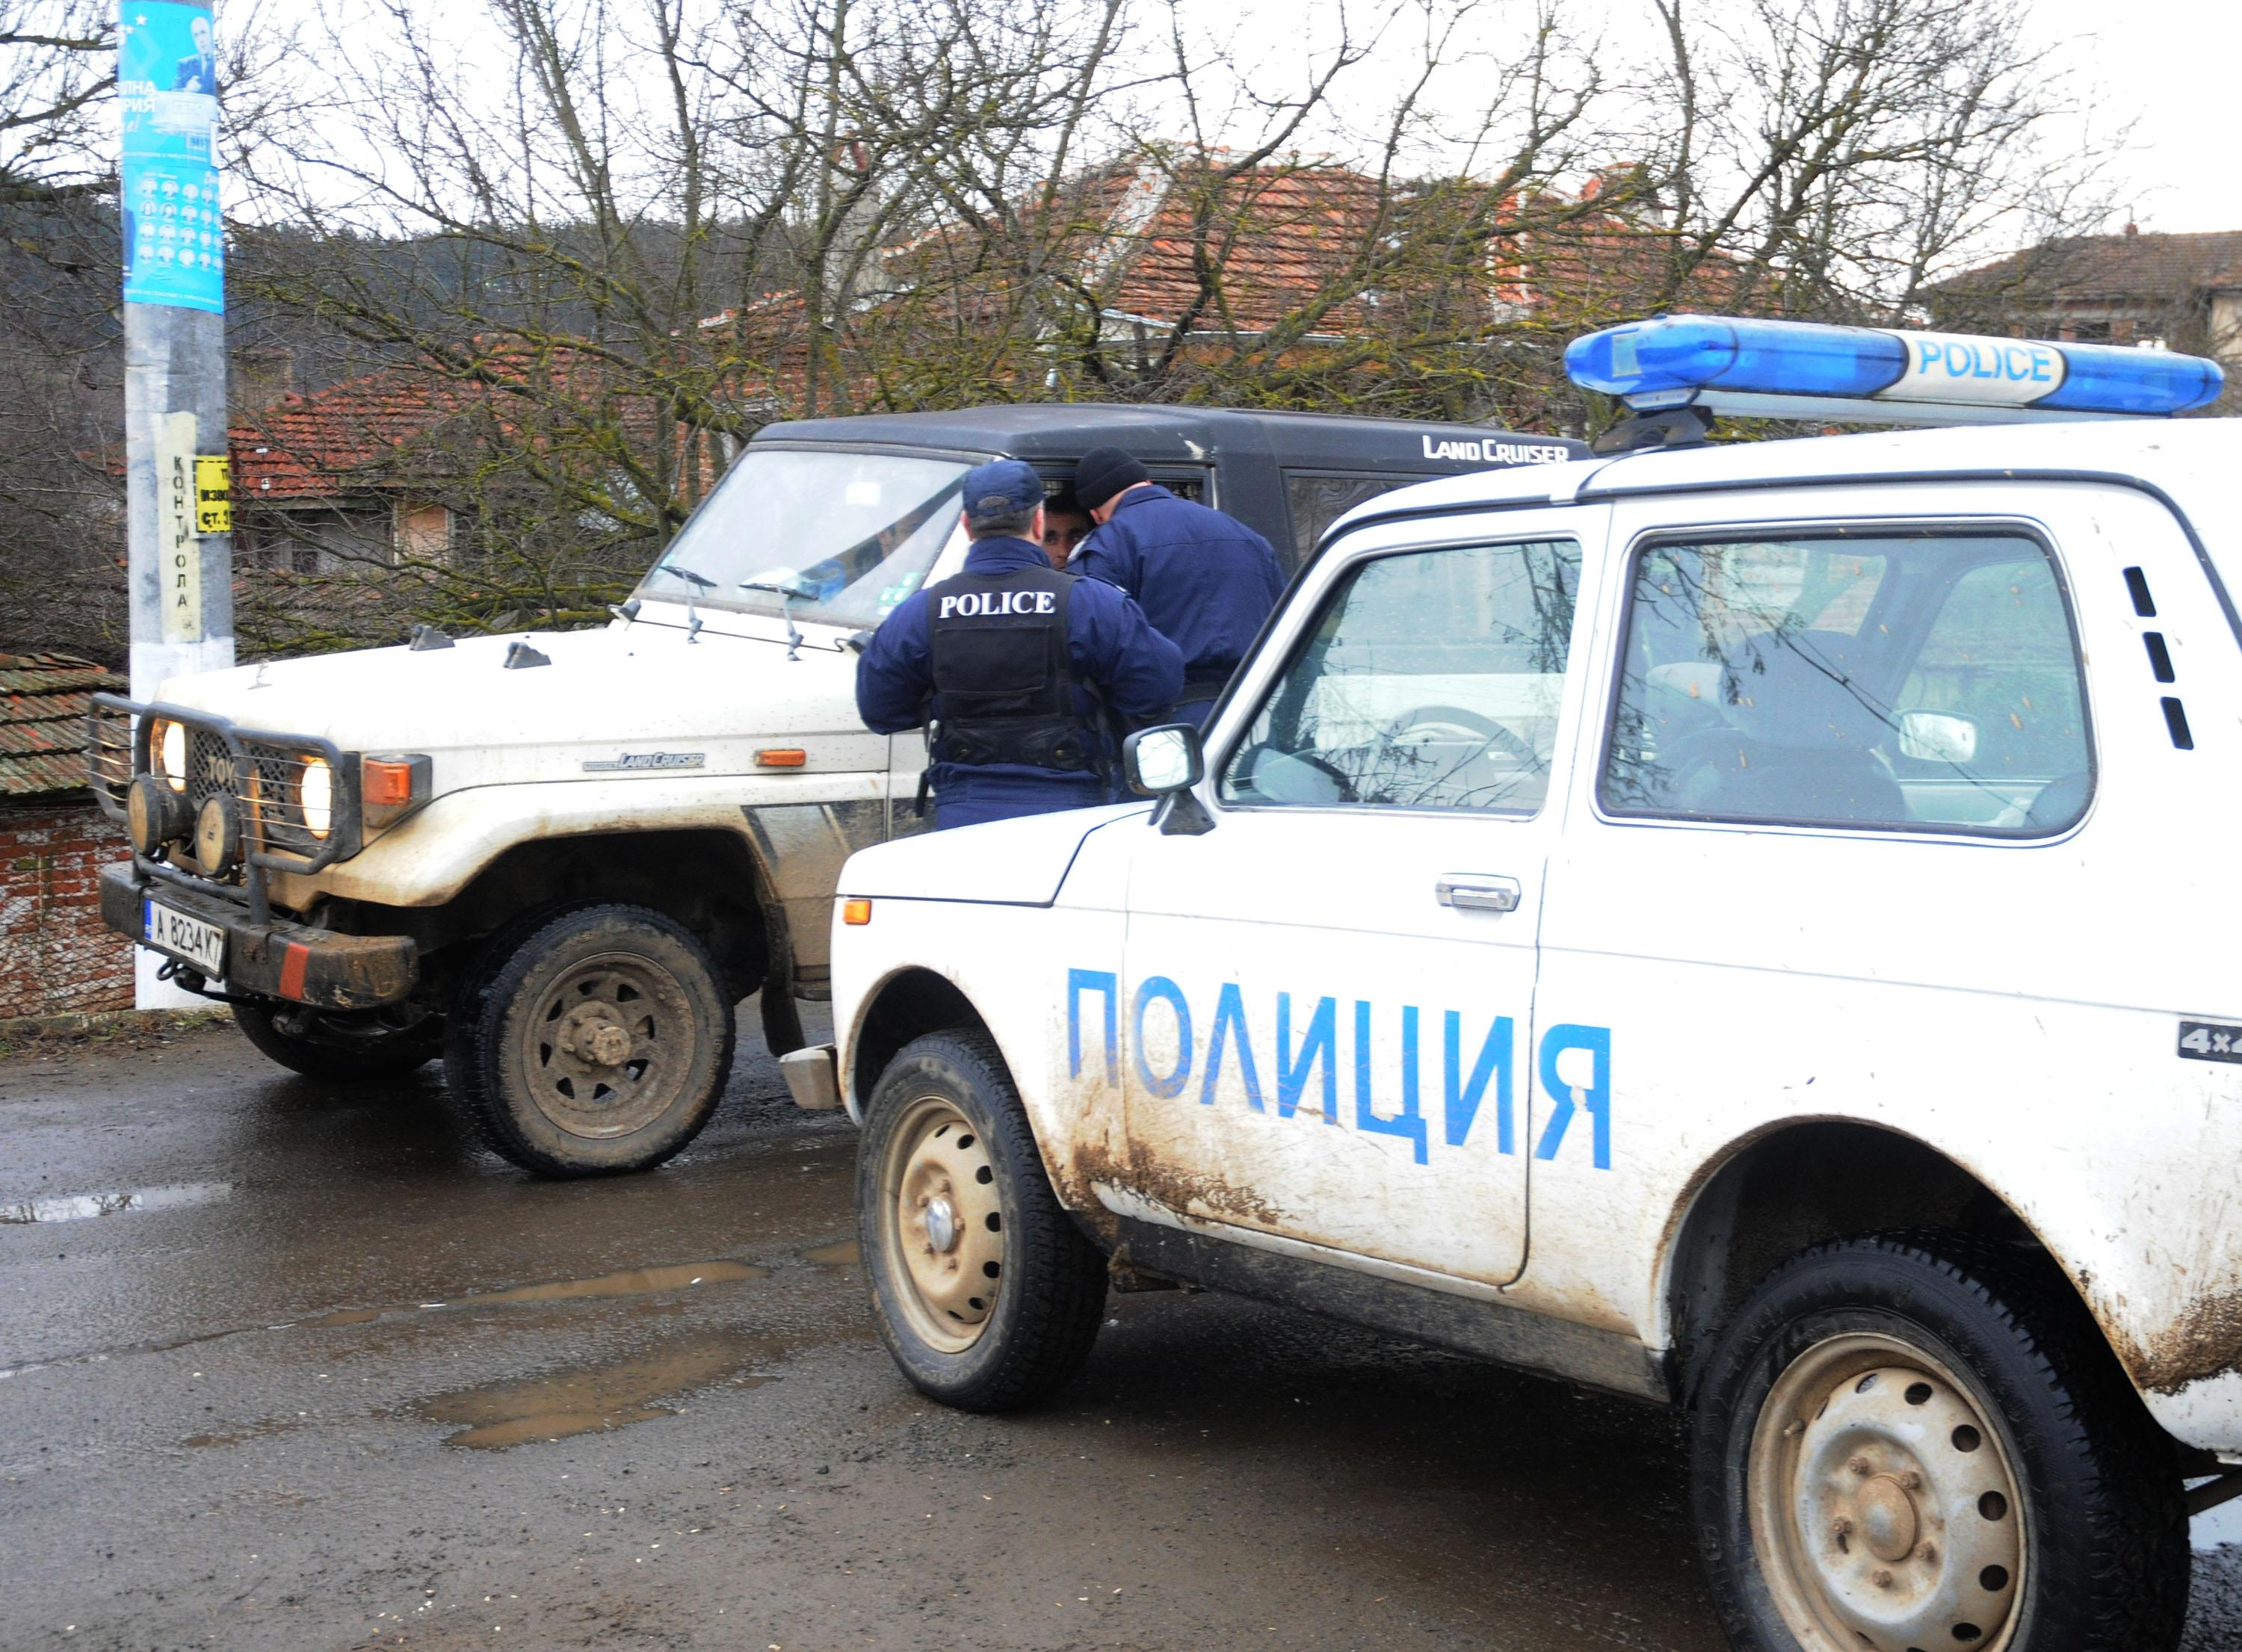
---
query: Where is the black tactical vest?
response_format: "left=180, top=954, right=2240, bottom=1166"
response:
left=926, top=562, right=1099, bottom=773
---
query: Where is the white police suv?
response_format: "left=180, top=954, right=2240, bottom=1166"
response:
left=815, top=315, right=2240, bottom=1652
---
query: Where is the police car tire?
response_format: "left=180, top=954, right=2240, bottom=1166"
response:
left=858, top=1030, right=1108, bottom=1413
left=1690, top=1230, right=2189, bottom=1652
left=462, top=903, right=735, bottom=1178
left=233, top=1002, right=441, bottom=1080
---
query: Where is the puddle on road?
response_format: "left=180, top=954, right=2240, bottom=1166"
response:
left=4, top=1253, right=794, bottom=1385
left=802, top=1239, right=860, bottom=1267
left=415, top=1332, right=780, bottom=1450
left=297, top=1259, right=768, bottom=1333
left=449, top=1259, right=768, bottom=1307
left=0, top=1181, right=232, bottom=1225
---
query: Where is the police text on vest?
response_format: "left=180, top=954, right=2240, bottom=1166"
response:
left=938, top=590, right=1057, bottom=618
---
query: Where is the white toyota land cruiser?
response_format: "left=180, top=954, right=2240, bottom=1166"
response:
left=824, top=318, right=2241, bottom=1652
left=87, top=403, right=1575, bottom=1177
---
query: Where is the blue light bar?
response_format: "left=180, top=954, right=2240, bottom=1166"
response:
left=1566, top=314, right=2225, bottom=423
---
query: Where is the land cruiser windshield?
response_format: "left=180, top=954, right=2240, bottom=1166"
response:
left=638, top=448, right=972, bottom=628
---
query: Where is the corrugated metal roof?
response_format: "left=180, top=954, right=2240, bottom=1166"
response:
left=0, top=653, right=123, bottom=799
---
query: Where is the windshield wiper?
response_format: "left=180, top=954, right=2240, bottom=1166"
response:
left=739, top=576, right=817, bottom=600
left=740, top=577, right=815, bottom=661
left=658, top=563, right=714, bottom=641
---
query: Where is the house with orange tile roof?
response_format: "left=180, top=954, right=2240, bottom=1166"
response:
left=228, top=156, right=1693, bottom=567
left=228, top=338, right=679, bottom=575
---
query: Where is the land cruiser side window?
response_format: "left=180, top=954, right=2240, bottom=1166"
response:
left=1601, top=532, right=2092, bottom=835
left=1285, top=473, right=1413, bottom=551
left=1219, top=539, right=1580, bottom=814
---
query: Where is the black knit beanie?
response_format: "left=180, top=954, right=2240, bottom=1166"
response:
left=1072, top=445, right=1152, bottom=510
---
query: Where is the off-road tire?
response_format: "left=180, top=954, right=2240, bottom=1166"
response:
left=458, top=903, right=734, bottom=1178
left=858, top=1030, right=1107, bottom=1411
left=1691, top=1230, right=2189, bottom=1652
left=440, top=904, right=578, bottom=1116
left=234, top=1002, right=441, bottom=1080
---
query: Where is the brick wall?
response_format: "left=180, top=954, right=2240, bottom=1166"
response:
left=0, top=797, right=134, bottom=1018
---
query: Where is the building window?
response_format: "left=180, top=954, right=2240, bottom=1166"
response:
left=393, top=501, right=453, bottom=565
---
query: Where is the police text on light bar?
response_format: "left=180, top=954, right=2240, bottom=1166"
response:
left=1564, top=313, right=2225, bottom=425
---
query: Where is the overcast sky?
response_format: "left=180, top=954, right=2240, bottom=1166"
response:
left=1999, top=0, right=2233, bottom=235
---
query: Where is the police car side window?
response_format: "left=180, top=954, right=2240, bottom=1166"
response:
left=1601, top=532, right=2092, bottom=836
left=1218, top=539, right=1581, bottom=815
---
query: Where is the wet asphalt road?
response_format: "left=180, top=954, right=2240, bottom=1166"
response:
left=2, top=1010, right=2238, bottom=1652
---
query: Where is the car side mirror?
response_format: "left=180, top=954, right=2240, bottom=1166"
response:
left=1122, top=724, right=1204, bottom=796
left=1898, top=709, right=1979, bottom=764
left=1122, top=724, right=1215, bottom=836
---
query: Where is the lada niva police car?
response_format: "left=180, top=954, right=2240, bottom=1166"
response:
left=824, top=317, right=2238, bottom=1652
left=87, top=403, right=1577, bottom=1178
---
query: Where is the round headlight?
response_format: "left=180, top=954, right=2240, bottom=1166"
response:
left=298, top=755, right=333, bottom=838
left=151, top=718, right=186, bottom=791
left=126, top=773, right=191, bottom=856
left=194, top=792, right=242, bottom=874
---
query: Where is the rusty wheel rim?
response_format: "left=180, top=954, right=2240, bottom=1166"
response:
left=1750, top=1331, right=2026, bottom=1652
left=876, top=1094, right=1004, bottom=1355
left=519, top=950, right=694, bottom=1139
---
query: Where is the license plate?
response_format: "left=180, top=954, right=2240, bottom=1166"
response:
left=143, top=900, right=226, bottom=977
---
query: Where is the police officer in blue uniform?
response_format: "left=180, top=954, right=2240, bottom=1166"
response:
left=856, top=460, right=1185, bottom=830
left=1069, top=445, right=1285, bottom=726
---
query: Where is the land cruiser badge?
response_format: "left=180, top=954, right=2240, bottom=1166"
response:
left=582, top=751, right=707, bottom=773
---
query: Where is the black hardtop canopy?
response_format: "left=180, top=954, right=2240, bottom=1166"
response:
left=753, top=402, right=1583, bottom=476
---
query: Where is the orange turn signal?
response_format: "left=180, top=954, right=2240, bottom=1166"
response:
left=362, top=758, right=418, bottom=808
left=360, top=753, right=430, bottom=826
left=842, top=898, right=873, bottom=926
left=756, top=748, right=807, bottom=768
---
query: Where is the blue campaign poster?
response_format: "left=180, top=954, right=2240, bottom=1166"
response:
left=119, top=1, right=224, bottom=312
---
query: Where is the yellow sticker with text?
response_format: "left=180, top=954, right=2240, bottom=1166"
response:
left=194, top=455, right=230, bottom=534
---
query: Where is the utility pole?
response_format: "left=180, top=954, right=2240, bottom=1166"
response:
left=120, top=0, right=232, bottom=1007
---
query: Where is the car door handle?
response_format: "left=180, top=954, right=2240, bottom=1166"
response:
left=1436, top=875, right=1522, bottom=914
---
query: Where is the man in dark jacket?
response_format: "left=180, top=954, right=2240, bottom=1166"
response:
left=1069, top=445, right=1285, bottom=726
left=856, top=460, right=1184, bottom=830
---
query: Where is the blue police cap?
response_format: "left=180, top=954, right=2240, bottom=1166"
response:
left=960, top=459, right=1045, bottom=523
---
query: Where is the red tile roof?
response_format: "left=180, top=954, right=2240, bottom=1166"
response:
left=0, top=653, right=123, bottom=798
left=231, top=339, right=652, bottom=502
left=1094, top=164, right=1387, bottom=335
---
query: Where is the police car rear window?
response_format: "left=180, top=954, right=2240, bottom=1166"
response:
left=1601, top=532, right=2092, bottom=837
left=1220, top=539, right=1580, bottom=815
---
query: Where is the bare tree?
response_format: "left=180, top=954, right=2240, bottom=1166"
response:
left=218, top=0, right=1140, bottom=648
left=1640, top=0, right=2119, bottom=321
left=121, top=0, right=2129, bottom=653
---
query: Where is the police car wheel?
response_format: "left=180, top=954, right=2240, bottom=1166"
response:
left=858, top=1030, right=1107, bottom=1412
left=1691, top=1231, right=2189, bottom=1652
left=233, top=1002, right=441, bottom=1080
left=462, top=903, right=735, bottom=1178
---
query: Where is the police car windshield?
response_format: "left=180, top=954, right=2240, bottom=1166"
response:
left=639, top=448, right=970, bottom=628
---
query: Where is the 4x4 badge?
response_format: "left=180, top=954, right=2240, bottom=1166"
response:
left=2176, top=1021, right=2242, bottom=1062
left=581, top=751, right=706, bottom=772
